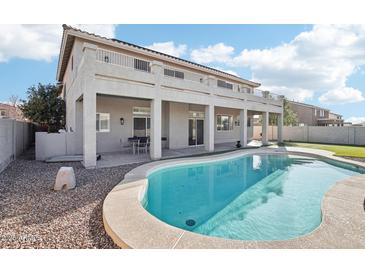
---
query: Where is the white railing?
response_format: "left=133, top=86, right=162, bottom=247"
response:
left=268, top=92, right=283, bottom=101
left=253, top=89, right=283, bottom=101
left=96, top=48, right=151, bottom=72
left=95, top=49, right=283, bottom=102
left=253, top=89, right=265, bottom=97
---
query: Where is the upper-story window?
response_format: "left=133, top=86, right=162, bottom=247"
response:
left=134, top=58, right=151, bottom=72
left=217, top=79, right=233, bottom=90
left=164, top=68, right=184, bottom=79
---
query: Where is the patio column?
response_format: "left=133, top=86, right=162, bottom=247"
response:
left=204, top=104, right=215, bottom=152
left=83, top=90, right=96, bottom=169
left=240, top=109, right=248, bottom=147
left=82, top=42, right=97, bottom=169
left=150, top=98, right=162, bottom=160
left=262, top=111, right=269, bottom=145
left=277, top=112, right=284, bottom=143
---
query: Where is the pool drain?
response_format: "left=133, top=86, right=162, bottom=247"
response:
left=185, top=219, right=196, bottom=226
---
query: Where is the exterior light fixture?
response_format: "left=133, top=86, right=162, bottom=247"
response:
left=120, top=117, right=124, bottom=125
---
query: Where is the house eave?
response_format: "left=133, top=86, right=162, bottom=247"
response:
left=56, top=25, right=261, bottom=87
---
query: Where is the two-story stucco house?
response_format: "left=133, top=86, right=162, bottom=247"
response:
left=56, top=25, right=284, bottom=168
left=287, top=100, right=344, bottom=126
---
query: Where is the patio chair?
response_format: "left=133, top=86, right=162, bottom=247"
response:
left=127, top=136, right=139, bottom=154
left=137, top=137, right=149, bottom=154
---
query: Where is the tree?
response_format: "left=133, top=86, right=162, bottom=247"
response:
left=259, top=98, right=298, bottom=126
left=8, top=95, right=19, bottom=106
left=20, top=83, right=65, bottom=133
left=283, top=99, right=298, bottom=126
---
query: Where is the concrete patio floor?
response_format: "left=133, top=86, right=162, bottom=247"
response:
left=96, top=141, right=265, bottom=168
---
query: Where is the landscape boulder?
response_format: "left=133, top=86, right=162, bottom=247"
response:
left=54, top=167, right=76, bottom=191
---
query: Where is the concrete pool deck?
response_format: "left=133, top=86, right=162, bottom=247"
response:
left=103, top=146, right=365, bottom=248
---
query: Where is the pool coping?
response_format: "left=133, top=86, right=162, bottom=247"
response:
left=103, top=146, right=365, bottom=248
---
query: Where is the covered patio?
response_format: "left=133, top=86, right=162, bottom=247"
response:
left=96, top=141, right=266, bottom=168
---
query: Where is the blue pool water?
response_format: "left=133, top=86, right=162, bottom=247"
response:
left=144, top=154, right=365, bottom=240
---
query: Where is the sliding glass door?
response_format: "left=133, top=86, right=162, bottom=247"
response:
left=133, top=117, right=150, bottom=137
left=188, top=118, right=204, bottom=146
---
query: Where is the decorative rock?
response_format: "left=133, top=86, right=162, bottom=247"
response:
left=54, top=167, right=76, bottom=191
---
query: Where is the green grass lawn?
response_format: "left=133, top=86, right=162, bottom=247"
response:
left=284, top=142, right=365, bottom=158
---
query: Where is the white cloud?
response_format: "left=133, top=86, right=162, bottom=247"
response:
left=146, top=41, right=187, bottom=57
left=75, top=24, right=116, bottom=38
left=213, top=67, right=239, bottom=77
left=345, top=116, right=365, bottom=124
left=260, top=85, right=314, bottom=102
left=319, top=87, right=364, bottom=104
left=0, top=24, right=116, bottom=62
left=191, top=43, right=234, bottom=64
left=190, top=25, right=365, bottom=104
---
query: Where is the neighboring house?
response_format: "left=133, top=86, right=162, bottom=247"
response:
left=56, top=25, right=284, bottom=168
left=287, top=101, right=344, bottom=126
left=0, top=103, right=24, bottom=120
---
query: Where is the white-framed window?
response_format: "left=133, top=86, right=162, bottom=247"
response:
left=133, top=106, right=151, bottom=137
left=134, top=58, right=151, bottom=72
left=217, top=79, right=233, bottom=90
left=0, top=109, right=6, bottom=117
left=189, top=111, right=205, bottom=119
left=164, top=68, right=184, bottom=79
left=133, top=107, right=150, bottom=116
left=216, top=114, right=234, bottom=131
left=96, top=113, right=110, bottom=132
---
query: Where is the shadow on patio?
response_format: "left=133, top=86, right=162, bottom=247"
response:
left=96, top=141, right=266, bottom=168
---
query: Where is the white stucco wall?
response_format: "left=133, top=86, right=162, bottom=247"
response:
left=168, top=102, right=189, bottom=149
left=214, top=107, right=240, bottom=144
left=94, top=96, right=181, bottom=153
left=64, top=39, right=84, bottom=130
left=59, top=40, right=284, bottom=167
left=35, top=132, right=78, bottom=160
left=0, top=119, right=33, bottom=173
left=95, top=95, right=151, bottom=153
left=0, top=119, right=15, bottom=172
left=45, top=97, right=249, bottom=157
left=253, top=125, right=278, bottom=140
left=271, top=126, right=365, bottom=145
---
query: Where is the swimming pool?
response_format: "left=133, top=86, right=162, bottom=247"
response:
left=144, top=154, right=365, bottom=241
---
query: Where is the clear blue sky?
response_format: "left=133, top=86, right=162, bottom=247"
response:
left=0, top=24, right=364, bottom=122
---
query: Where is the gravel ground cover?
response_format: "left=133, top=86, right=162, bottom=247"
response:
left=1, top=148, right=362, bottom=249
left=0, top=158, right=141, bottom=248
